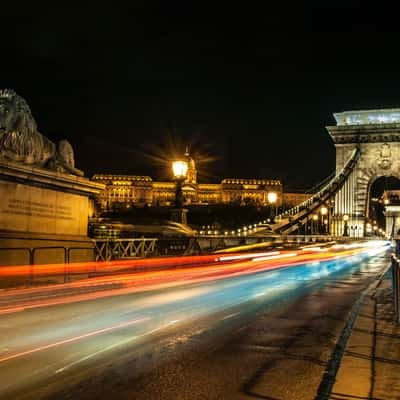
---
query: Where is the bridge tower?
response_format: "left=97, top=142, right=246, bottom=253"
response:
left=327, top=109, right=400, bottom=237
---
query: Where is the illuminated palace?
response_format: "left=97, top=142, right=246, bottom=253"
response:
left=92, top=150, right=309, bottom=211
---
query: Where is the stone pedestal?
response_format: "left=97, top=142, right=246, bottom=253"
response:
left=170, top=208, right=188, bottom=225
left=0, top=160, right=104, bottom=265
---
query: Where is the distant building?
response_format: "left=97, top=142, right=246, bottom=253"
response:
left=282, top=192, right=312, bottom=207
left=92, top=150, right=308, bottom=211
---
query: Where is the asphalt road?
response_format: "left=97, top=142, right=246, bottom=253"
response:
left=0, top=245, right=391, bottom=400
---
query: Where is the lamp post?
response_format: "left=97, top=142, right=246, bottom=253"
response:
left=312, top=214, right=318, bottom=235
left=267, top=192, right=278, bottom=223
left=171, top=160, right=188, bottom=224
left=320, top=206, right=328, bottom=234
left=365, top=222, right=372, bottom=236
left=343, top=214, right=349, bottom=237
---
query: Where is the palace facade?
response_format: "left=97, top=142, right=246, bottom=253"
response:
left=91, top=151, right=309, bottom=211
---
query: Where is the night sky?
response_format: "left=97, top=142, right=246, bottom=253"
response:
left=3, top=2, right=400, bottom=190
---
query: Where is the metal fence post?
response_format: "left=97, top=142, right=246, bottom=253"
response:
left=392, top=255, right=400, bottom=323
left=396, top=260, right=400, bottom=324
left=29, top=248, right=34, bottom=286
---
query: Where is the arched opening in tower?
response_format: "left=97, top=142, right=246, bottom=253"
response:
left=369, top=176, right=400, bottom=231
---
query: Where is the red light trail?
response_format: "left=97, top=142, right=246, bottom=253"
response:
left=0, top=242, right=388, bottom=316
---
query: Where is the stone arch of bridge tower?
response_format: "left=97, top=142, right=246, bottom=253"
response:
left=327, top=108, right=400, bottom=237
left=356, top=147, right=400, bottom=217
left=333, top=143, right=400, bottom=237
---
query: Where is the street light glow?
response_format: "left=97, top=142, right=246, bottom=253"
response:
left=267, top=192, right=277, bottom=204
left=172, top=160, right=188, bottom=179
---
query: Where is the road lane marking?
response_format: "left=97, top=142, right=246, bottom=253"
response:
left=55, top=338, right=138, bottom=374
left=222, top=312, right=240, bottom=320
left=0, top=316, right=150, bottom=364
left=55, top=319, right=180, bottom=373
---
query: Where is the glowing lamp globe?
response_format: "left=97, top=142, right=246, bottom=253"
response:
left=172, top=160, right=188, bottom=180
left=343, top=214, right=349, bottom=221
left=320, top=206, right=328, bottom=215
left=267, top=192, right=277, bottom=204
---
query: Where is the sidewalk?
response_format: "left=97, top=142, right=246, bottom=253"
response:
left=331, top=272, right=400, bottom=399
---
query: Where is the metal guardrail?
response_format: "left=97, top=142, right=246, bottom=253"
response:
left=0, top=247, right=33, bottom=264
left=305, top=171, right=335, bottom=194
left=188, top=234, right=355, bottom=254
left=94, top=238, right=158, bottom=261
left=392, top=255, right=400, bottom=323
left=0, top=239, right=177, bottom=265
left=0, top=235, right=363, bottom=267
left=0, top=246, right=95, bottom=265
left=279, top=234, right=336, bottom=243
left=0, top=235, right=363, bottom=286
left=0, top=246, right=95, bottom=284
left=67, top=247, right=95, bottom=263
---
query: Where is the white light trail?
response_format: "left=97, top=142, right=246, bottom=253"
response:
left=251, top=253, right=298, bottom=262
left=0, top=316, right=150, bottom=364
left=216, top=251, right=280, bottom=262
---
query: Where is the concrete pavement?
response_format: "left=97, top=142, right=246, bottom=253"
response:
left=331, top=271, right=400, bottom=400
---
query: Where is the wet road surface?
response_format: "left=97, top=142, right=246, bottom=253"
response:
left=0, top=244, right=390, bottom=400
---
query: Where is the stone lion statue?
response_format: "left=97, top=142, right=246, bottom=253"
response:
left=0, top=89, right=83, bottom=176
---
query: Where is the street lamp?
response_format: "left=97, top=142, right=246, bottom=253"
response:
left=343, top=214, right=349, bottom=237
left=172, top=159, right=187, bottom=179
left=267, top=192, right=278, bottom=222
left=312, top=214, right=318, bottom=235
left=320, top=206, right=328, bottom=234
left=171, top=159, right=188, bottom=224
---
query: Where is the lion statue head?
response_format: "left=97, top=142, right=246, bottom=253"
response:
left=0, top=89, right=83, bottom=176
left=0, top=89, right=37, bottom=136
left=0, top=89, right=56, bottom=165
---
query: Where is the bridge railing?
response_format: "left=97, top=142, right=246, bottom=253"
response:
left=0, top=246, right=95, bottom=266
left=94, top=238, right=158, bottom=261
left=280, top=147, right=360, bottom=218
left=392, top=255, right=400, bottom=323
left=274, top=147, right=360, bottom=234
left=305, top=171, right=335, bottom=195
